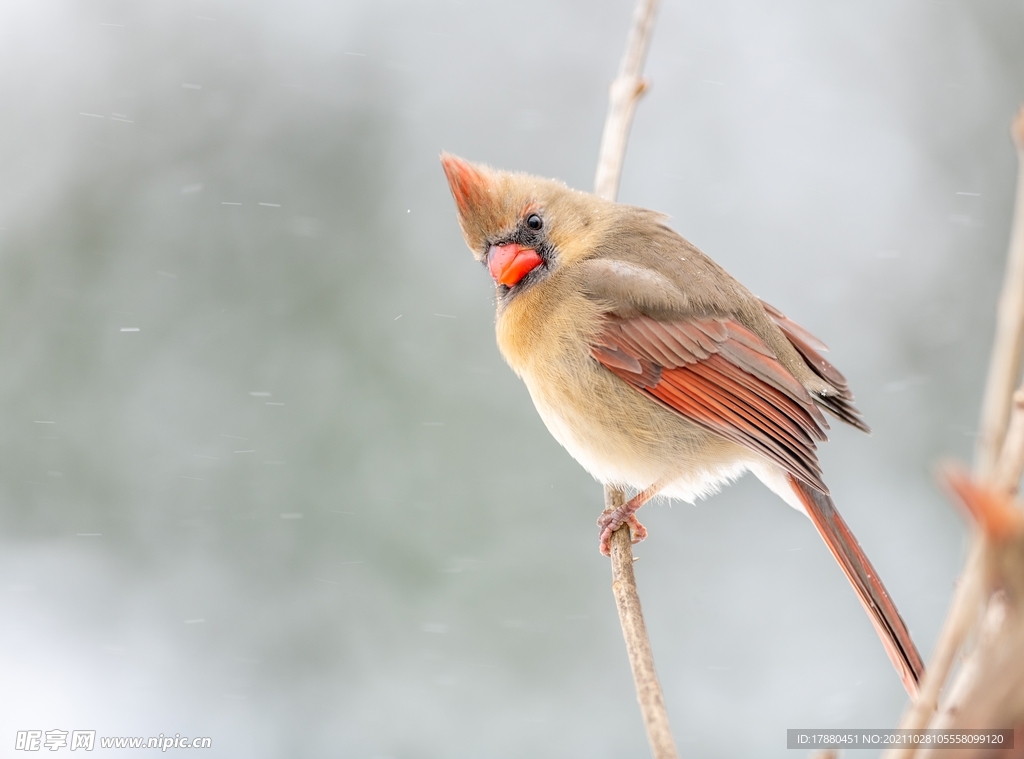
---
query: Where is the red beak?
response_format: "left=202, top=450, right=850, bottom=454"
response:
left=488, top=243, right=543, bottom=287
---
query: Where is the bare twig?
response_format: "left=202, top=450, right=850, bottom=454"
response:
left=594, top=1, right=674, bottom=757
left=609, top=490, right=679, bottom=759
left=594, top=0, right=660, bottom=202
left=886, top=105, right=1024, bottom=758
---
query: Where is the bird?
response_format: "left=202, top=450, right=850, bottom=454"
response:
left=440, top=152, right=925, bottom=697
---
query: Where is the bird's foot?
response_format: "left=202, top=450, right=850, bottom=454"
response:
left=596, top=481, right=664, bottom=556
left=597, top=507, right=647, bottom=556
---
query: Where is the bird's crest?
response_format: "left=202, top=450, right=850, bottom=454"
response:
left=440, top=153, right=494, bottom=218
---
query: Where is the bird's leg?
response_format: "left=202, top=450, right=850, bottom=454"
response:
left=597, top=481, right=666, bottom=556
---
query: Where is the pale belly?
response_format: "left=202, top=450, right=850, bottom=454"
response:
left=521, top=357, right=764, bottom=504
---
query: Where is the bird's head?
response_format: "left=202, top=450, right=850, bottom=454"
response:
left=440, top=153, right=611, bottom=299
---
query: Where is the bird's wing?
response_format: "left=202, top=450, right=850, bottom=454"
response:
left=578, top=257, right=869, bottom=434
left=759, top=300, right=870, bottom=433
left=591, top=313, right=830, bottom=493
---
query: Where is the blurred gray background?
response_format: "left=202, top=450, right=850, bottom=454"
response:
left=1, top=0, right=1022, bottom=756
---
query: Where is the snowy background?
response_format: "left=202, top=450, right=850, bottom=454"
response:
left=1, top=1, right=1022, bottom=756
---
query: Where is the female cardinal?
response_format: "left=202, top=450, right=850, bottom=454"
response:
left=440, top=153, right=924, bottom=696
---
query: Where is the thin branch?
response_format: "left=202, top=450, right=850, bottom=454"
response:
left=594, top=1, right=674, bottom=757
left=975, top=106, right=1024, bottom=481
left=594, top=0, right=660, bottom=202
left=609, top=490, right=679, bottom=759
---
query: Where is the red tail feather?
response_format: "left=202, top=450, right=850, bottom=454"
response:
left=788, top=475, right=924, bottom=697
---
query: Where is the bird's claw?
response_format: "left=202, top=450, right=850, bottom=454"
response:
left=597, top=507, right=647, bottom=556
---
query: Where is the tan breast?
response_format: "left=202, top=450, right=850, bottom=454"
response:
left=495, top=272, right=603, bottom=377
left=494, top=273, right=754, bottom=496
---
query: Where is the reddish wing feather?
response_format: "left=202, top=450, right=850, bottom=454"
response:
left=760, top=300, right=870, bottom=433
left=593, top=314, right=829, bottom=493
left=656, top=368, right=823, bottom=484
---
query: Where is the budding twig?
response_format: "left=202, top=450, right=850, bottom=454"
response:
left=886, top=105, right=1024, bottom=758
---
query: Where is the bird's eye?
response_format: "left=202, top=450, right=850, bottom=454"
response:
left=526, top=214, right=543, bottom=231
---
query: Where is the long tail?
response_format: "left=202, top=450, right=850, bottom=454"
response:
left=788, top=475, right=924, bottom=698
